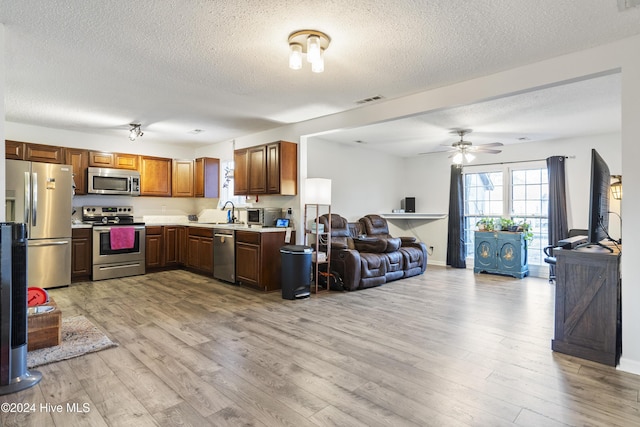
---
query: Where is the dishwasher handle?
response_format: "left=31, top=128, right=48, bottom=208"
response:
left=215, top=233, right=235, bottom=239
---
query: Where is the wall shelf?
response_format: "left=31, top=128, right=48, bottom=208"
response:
left=380, top=213, right=446, bottom=220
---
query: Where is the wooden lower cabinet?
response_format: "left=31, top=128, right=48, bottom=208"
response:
left=473, top=231, right=529, bottom=279
left=186, top=227, right=214, bottom=274
left=552, top=248, right=621, bottom=366
left=177, top=227, right=188, bottom=265
left=71, top=228, right=92, bottom=282
left=146, top=225, right=185, bottom=270
left=235, top=230, right=292, bottom=292
left=145, top=226, right=164, bottom=269
left=164, top=226, right=185, bottom=266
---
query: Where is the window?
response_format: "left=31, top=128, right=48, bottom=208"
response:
left=463, top=162, right=548, bottom=268
left=217, top=160, right=248, bottom=208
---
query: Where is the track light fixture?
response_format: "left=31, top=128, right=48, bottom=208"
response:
left=129, top=124, right=143, bottom=141
left=288, top=30, right=331, bottom=73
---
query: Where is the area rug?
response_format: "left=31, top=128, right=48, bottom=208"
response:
left=27, top=315, right=117, bottom=368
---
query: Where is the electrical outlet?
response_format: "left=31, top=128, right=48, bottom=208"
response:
left=429, top=246, right=434, bottom=252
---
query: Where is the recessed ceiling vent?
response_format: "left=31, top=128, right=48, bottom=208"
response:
left=356, top=95, right=385, bottom=105
left=618, top=0, right=640, bottom=11
left=188, top=129, right=205, bottom=135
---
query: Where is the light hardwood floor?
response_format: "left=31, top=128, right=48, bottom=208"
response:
left=2, top=266, right=640, bottom=426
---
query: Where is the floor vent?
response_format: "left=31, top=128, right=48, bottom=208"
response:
left=356, top=95, right=385, bottom=105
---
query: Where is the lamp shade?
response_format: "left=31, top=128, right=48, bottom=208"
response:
left=305, top=178, right=332, bottom=205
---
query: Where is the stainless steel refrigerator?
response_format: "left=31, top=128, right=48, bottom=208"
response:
left=5, top=159, right=72, bottom=289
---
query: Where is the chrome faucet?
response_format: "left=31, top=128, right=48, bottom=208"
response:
left=221, top=200, right=236, bottom=223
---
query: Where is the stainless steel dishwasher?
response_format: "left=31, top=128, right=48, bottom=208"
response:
left=213, top=228, right=235, bottom=283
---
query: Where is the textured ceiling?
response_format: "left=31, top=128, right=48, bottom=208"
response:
left=1, top=1, right=639, bottom=153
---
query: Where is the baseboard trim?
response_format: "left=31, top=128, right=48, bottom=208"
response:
left=618, top=357, right=640, bottom=375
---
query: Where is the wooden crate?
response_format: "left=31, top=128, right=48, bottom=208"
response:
left=27, top=297, right=62, bottom=351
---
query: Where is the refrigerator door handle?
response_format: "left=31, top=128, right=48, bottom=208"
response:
left=32, top=172, right=37, bottom=227
left=29, top=240, right=69, bottom=247
left=24, top=171, right=31, bottom=224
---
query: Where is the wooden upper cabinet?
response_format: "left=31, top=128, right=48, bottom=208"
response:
left=194, top=157, right=220, bottom=198
left=89, top=151, right=115, bottom=167
left=275, top=141, right=297, bottom=196
left=114, top=153, right=139, bottom=170
left=64, top=148, right=89, bottom=195
left=6, top=140, right=25, bottom=160
left=139, top=156, right=172, bottom=197
left=233, top=141, right=297, bottom=196
left=234, top=149, right=249, bottom=195
left=24, top=143, right=65, bottom=164
left=89, top=151, right=138, bottom=169
left=172, top=159, right=194, bottom=197
left=248, top=145, right=267, bottom=194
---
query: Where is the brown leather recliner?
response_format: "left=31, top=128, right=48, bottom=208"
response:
left=360, top=214, right=428, bottom=279
left=319, top=213, right=427, bottom=291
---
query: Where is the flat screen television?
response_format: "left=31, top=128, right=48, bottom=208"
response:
left=582, top=149, right=612, bottom=251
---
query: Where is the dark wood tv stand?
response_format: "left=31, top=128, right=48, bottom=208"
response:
left=552, top=247, right=621, bottom=366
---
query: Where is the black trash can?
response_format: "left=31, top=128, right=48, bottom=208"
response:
left=280, top=245, right=312, bottom=300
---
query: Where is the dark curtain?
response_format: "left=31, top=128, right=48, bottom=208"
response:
left=547, top=156, right=569, bottom=276
left=446, top=165, right=466, bottom=268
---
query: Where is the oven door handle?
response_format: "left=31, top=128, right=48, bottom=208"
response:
left=93, top=226, right=145, bottom=232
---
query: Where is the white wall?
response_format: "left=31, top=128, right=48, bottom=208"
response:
left=307, top=138, right=403, bottom=221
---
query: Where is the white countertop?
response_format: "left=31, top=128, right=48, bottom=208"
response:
left=73, top=221, right=291, bottom=233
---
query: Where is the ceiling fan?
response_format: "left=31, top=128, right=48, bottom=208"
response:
left=443, top=129, right=503, bottom=164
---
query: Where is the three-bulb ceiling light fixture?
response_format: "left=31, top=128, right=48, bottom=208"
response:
left=288, top=30, right=331, bottom=73
left=452, top=150, right=475, bottom=165
left=129, top=123, right=143, bottom=141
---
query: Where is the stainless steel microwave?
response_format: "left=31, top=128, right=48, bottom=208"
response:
left=247, top=208, right=282, bottom=227
left=87, top=167, right=141, bottom=196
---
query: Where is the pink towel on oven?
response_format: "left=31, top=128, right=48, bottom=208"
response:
left=110, top=227, right=135, bottom=250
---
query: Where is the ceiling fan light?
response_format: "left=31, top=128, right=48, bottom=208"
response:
left=464, top=152, right=475, bottom=163
left=289, top=43, right=303, bottom=70
left=452, top=152, right=463, bottom=164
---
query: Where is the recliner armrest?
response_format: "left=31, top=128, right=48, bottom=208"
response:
left=400, top=236, right=416, bottom=244
left=331, top=241, right=348, bottom=250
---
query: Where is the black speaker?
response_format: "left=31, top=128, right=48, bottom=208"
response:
left=402, top=197, right=415, bottom=213
left=0, top=223, right=42, bottom=396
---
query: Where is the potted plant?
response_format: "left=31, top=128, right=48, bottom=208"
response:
left=476, top=217, right=495, bottom=231
left=519, top=221, right=534, bottom=244
left=499, top=217, right=515, bottom=231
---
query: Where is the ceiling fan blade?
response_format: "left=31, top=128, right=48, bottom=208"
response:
left=418, top=150, right=451, bottom=156
left=478, top=142, right=504, bottom=147
left=474, top=148, right=502, bottom=154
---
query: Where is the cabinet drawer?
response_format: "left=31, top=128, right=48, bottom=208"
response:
left=235, top=230, right=260, bottom=245
left=188, top=227, right=214, bottom=238
left=146, top=226, right=163, bottom=236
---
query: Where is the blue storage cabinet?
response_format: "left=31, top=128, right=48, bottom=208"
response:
left=474, top=231, right=529, bottom=279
